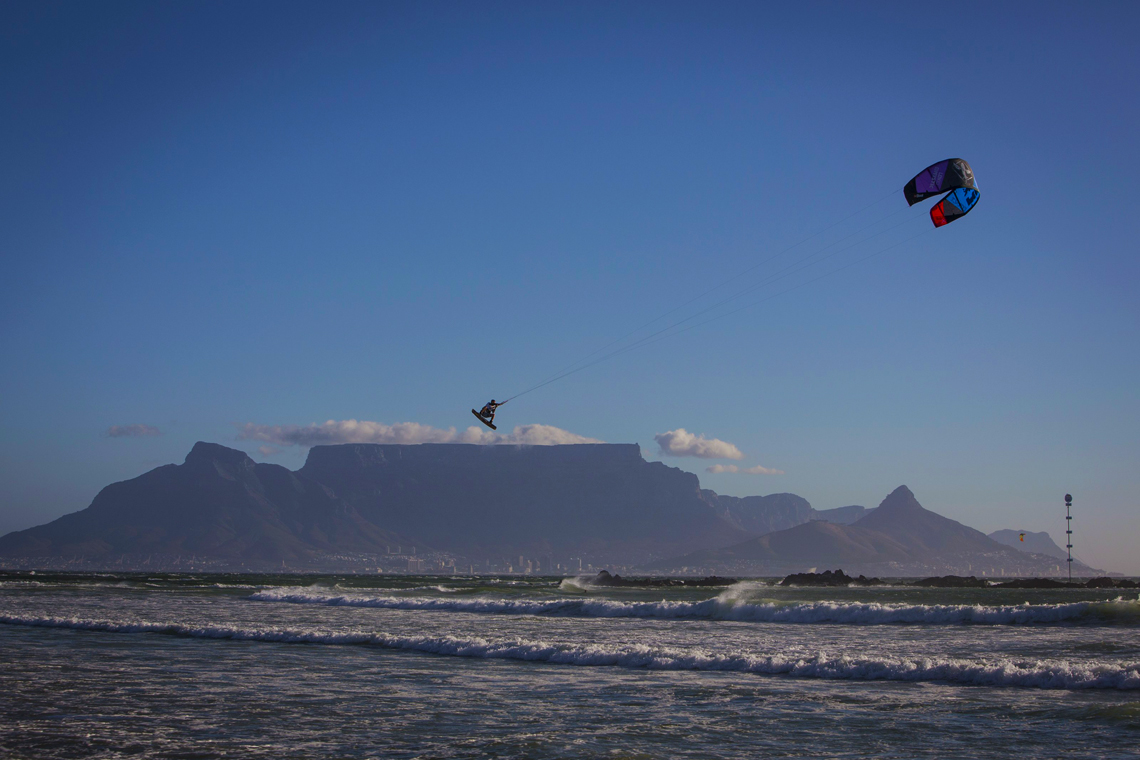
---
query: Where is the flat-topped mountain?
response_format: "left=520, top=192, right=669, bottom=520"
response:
left=655, top=486, right=1103, bottom=577
left=0, top=441, right=753, bottom=568
left=298, top=442, right=751, bottom=562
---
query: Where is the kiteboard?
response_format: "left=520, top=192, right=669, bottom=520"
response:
left=472, top=409, right=496, bottom=430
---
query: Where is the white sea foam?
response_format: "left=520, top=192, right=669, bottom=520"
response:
left=248, top=587, right=1140, bottom=626
left=1, top=612, right=1136, bottom=690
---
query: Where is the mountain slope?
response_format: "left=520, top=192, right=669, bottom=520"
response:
left=811, top=505, right=869, bottom=525
left=0, top=443, right=403, bottom=561
left=989, top=529, right=1068, bottom=560
left=850, top=486, right=997, bottom=554
left=666, top=519, right=914, bottom=568
left=702, top=491, right=815, bottom=534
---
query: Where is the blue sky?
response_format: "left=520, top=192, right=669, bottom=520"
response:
left=2, top=2, right=1138, bottom=572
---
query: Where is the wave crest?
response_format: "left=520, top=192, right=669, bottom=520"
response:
left=248, top=587, right=1140, bottom=626
left=0, top=612, right=1136, bottom=691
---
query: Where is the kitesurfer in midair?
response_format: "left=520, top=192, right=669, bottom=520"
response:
left=471, top=399, right=506, bottom=430
left=479, top=399, right=505, bottom=424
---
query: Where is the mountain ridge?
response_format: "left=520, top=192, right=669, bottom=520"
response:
left=0, top=442, right=408, bottom=563
left=654, top=485, right=1103, bottom=577
left=0, top=443, right=1103, bottom=576
left=0, top=441, right=752, bottom=568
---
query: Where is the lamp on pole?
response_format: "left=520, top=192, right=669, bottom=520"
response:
left=1065, top=494, right=1073, bottom=582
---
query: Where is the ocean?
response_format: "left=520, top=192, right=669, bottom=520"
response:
left=1, top=571, right=1137, bottom=758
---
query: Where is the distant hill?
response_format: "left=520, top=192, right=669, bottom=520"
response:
left=988, top=529, right=1070, bottom=561
left=666, top=519, right=912, bottom=569
left=702, top=491, right=814, bottom=534
left=654, top=486, right=1103, bottom=577
left=852, top=486, right=1002, bottom=556
left=811, top=505, right=869, bottom=525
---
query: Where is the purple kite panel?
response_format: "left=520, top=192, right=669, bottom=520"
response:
left=915, top=160, right=949, bottom=194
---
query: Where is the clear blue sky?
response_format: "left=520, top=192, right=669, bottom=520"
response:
left=2, top=2, right=1138, bottom=572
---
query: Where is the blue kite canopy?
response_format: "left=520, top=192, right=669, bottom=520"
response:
left=930, top=187, right=980, bottom=228
left=905, top=158, right=980, bottom=227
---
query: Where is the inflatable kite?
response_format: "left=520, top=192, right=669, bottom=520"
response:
left=904, top=158, right=980, bottom=227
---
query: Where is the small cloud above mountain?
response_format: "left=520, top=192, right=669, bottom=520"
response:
left=498, top=424, right=603, bottom=446
left=237, top=420, right=600, bottom=448
left=706, top=464, right=784, bottom=475
left=742, top=464, right=783, bottom=475
left=655, top=429, right=743, bottom=460
left=107, top=424, right=161, bottom=438
left=239, top=420, right=454, bottom=446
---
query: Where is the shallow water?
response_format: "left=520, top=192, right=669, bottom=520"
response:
left=1, top=571, right=1137, bottom=758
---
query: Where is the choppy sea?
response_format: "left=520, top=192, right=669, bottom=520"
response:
left=1, top=571, right=1137, bottom=758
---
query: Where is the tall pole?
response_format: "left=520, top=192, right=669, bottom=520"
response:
left=1065, top=493, right=1073, bottom=582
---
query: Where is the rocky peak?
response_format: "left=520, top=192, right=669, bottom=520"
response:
left=184, top=441, right=256, bottom=479
left=873, top=485, right=922, bottom=515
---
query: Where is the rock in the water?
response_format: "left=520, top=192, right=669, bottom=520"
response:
left=1084, top=577, right=1138, bottom=588
left=587, top=570, right=736, bottom=587
left=993, top=578, right=1083, bottom=589
left=779, top=569, right=884, bottom=587
left=911, top=575, right=989, bottom=588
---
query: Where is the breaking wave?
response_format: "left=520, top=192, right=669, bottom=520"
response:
left=0, top=613, right=1136, bottom=690
left=248, top=587, right=1140, bottom=626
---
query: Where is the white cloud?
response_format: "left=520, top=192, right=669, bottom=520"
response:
left=706, top=463, right=784, bottom=475
left=239, top=420, right=457, bottom=447
left=257, top=445, right=281, bottom=457
left=498, top=424, right=603, bottom=446
left=654, top=428, right=743, bottom=460
left=237, top=420, right=601, bottom=448
left=107, top=424, right=161, bottom=438
left=742, top=464, right=784, bottom=475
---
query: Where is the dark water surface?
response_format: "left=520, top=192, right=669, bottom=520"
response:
left=1, top=572, right=1137, bottom=758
